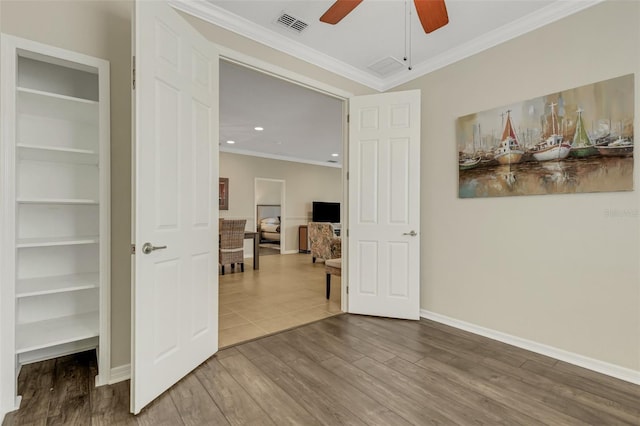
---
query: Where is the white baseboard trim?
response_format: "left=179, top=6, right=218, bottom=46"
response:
left=109, top=364, right=131, bottom=384
left=282, top=249, right=299, bottom=255
left=420, top=309, right=640, bottom=385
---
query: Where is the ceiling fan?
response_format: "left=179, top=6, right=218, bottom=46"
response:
left=320, top=0, right=449, bottom=34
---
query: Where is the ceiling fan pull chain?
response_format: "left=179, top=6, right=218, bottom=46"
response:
left=408, top=0, right=413, bottom=70
left=403, top=0, right=408, bottom=62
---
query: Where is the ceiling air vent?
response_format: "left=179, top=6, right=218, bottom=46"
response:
left=276, top=13, right=308, bottom=34
left=367, top=56, right=405, bottom=77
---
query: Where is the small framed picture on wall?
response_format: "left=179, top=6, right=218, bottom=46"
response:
left=219, top=177, right=229, bottom=210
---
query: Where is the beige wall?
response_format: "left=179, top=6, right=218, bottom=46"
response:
left=397, top=0, right=640, bottom=371
left=220, top=153, right=342, bottom=253
left=256, top=179, right=283, bottom=206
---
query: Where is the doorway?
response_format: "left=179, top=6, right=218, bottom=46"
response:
left=217, top=58, right=348, bottom=347
left=255, top=178, right=285, bottom=255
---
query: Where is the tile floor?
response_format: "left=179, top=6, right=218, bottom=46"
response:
left=218, top=253, right=342, bottom=347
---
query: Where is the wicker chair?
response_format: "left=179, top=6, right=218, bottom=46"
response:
left=219, top=219, right=246, bottom=275
left=308, top=222, right=341, bottom=263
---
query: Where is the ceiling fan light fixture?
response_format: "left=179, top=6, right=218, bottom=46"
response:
left=319, top=0, right=363, bottom=24
left=414, top=0, right=449, bottom=33
left=319, top=0, right=449, bottom=33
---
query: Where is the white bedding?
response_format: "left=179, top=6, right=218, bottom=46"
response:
left=261, top=223, right=280, bottom=233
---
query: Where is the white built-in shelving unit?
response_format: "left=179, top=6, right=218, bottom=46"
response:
left=1, top=35, right=110, bottom=408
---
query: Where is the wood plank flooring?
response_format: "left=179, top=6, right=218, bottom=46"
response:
left=4, top=314, right=640, bottom=425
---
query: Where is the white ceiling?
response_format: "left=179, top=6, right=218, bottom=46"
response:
left=219, top=60, right=344, bottom=166
left=177, top=0, right=604, bottom=165
left=172, top=0, right=604, bottom=91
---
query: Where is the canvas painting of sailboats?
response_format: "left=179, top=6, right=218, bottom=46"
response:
left=457, top=74, right=634, bottom=198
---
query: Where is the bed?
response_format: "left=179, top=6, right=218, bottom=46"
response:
left=257, top=204, right=281, bottom=244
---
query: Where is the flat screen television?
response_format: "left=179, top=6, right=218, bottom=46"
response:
left=312, top=201, right=340, bottom=223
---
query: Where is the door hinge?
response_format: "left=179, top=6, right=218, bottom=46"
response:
left=346, top=229, right=349, bottom=237
left=346, top=171, right=349, bottom=180
left=346, top=286, right=349, bottom=294
left=132, top=56, right=136, bottom=90
left=347, top=114, right=350, bottom=123
left=131, top=243, right=136, bottom=255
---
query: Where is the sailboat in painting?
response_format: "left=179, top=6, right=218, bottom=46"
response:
left=459, top=123, right=482, bottom=170
left=532, top=103, right=571, bottom=162
left=597, top=135, right=634, bottom=156
left=494, top=110, right=524, bottom=165
left=596, top=121, right=634, bottom=156
left=569, top=108, right=597, bottom=158
left=459, top=157, right=481, bottom=170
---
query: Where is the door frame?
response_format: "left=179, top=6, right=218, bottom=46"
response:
left=254, top=178, right=286, bottom=255
left=216, top=47, right=352, bottom=313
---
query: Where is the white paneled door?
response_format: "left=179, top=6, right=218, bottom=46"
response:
left=348, top=90, right=421, bottom=320
left=132, top=1, right=219, bottom=414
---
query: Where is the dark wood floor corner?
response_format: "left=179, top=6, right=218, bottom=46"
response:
left=4, top=314, right=640, bottom=425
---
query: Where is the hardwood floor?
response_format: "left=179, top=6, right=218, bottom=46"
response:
left=4, top=315, right=640, bottom=425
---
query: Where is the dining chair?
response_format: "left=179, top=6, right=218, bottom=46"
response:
left=219, top=219, right=247, bottom=275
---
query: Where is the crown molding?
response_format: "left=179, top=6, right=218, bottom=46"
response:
left=172, top=0, right=607, bottom=93
left=169, top=0, right=386, bottom=91
left=382, top=0, right=606, bottom=90
left=220, top=147, right=342, bottom=169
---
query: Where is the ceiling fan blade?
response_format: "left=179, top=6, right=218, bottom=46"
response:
left=414, top=0, right=449, bottom=33
left=320, top=0, right=364, bottom=25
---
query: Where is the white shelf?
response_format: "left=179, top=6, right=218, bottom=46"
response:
left=17, top=144, right=97, bottom=155
left=18, top=338, right=98, bottom=365
left=16, top=273, right=99, bottom=298
left=16, top=311, right=99, bottom=354
left=17, top=86, right=98, bottom=124
left=5, top=36, right=110, bottom=395
left=18, top=144, right=98, bottom=164
left=17, top=198, right=99, bottom=205
left=17, top=87, right=98, bottom=105
left=17, top=236, right=99, bottom=248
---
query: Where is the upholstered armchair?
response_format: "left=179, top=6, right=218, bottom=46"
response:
left=308, top=222, right=341, bottom=263
left=219, top=219, right=247, bottom=275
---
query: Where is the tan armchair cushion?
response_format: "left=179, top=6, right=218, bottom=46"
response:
left=308, top=222, right=341, bottom=261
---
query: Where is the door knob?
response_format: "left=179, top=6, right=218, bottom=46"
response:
left=402, top=230, right=417, bottom=237
left=142, top=242, right=167, bottom=254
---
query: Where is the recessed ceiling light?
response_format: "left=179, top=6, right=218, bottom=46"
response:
left=226, top=140, right=235, bottom=144
left=331, top=153, right=339, bottom=157
left=254, top=126, right=264, bottom=131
